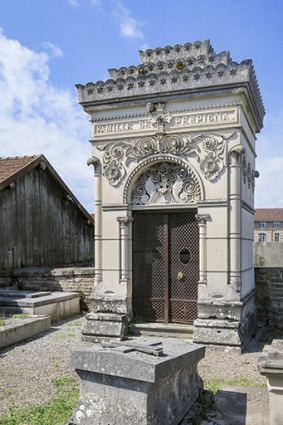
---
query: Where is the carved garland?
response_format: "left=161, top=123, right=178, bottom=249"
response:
left=97, top=132, right=231, bottom=187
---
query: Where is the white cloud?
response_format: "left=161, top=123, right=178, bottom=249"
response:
left=41, top=42, right=63, bottom=58
left=0, top=29, right=94, bottom=213
left=113, top=1, right=144, bottom=40
left=90, top=0, right=101, bottom=6
left=254, top=111, right=283, bottom=208
left=69, top=0, right=79, bottom=7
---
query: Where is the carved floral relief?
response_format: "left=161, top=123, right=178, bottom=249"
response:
left=97, top=131, right=231, bottom=187
left=131, top=161, right=200, bottom=205
left=199, top=134, right=225, bottom=181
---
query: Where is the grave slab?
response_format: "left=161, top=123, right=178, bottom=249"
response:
left=68, top=337, right=205, bottom=425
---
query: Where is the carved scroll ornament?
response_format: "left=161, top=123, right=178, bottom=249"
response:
left=97, top=132, right=233, bottom=187
left=130, top=161, right=201, bottom=206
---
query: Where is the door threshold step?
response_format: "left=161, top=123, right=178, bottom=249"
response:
left=129, top=322, right=194, bottom=338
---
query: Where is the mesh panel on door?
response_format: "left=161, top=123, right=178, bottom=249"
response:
left=132, top=213, right=165, bottom=322
left=169, top=212, right=199, bottom=323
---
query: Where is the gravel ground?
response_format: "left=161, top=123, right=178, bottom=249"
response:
left=0, top=314, right=267, bottom=419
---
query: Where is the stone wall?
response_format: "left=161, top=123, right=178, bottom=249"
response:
left=254, top=242, right=283, bottom=327
left=0, top=267, right=95, bottom=311
left=255, top=268, right=283, bottom=327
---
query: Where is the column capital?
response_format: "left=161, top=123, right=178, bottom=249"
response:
left=117, top=216, right=133, bottom=227
left=87, top=156, right=102, bottom=175
left=195, top=213, right=210, bottom=225
left=228, top=145, right=246, bottom=166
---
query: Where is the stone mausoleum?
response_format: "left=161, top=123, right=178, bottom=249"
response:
left=76, top=40, right=265, bottom=351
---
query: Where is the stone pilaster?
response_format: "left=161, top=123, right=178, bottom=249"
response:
left=87, top=157, right=102, bottom=286
left=195, top=214, right=210, bottom=284
left=117, top=217, right=132, bottom=284
left=228, top=145, right=246, bottom=293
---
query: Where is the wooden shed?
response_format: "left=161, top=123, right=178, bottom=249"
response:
left=0, top=155, right=94, bottom=270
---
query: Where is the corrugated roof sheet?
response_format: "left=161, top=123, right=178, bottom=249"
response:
left=254, top=208, right=283, bottom=221
left=0, top=155, right=41, bottom=184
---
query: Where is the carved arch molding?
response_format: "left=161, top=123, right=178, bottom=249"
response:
left=97, top=132, right=234, bottom=188
left=129, top=160, right=201, bottom=205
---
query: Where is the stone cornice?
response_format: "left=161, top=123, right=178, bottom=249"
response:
left=76, top=40, right=264, bottom=131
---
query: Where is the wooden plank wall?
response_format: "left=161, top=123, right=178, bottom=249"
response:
left=0, top=165, right=94, bottom=269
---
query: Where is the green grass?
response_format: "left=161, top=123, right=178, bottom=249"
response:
left=0, top=377, right=79, bottom=425
left=0, top=314, right=6, bottom=326
left=203, top=376, right=267, bottom=394
left=11, top=314, right=31, bottom=319
left=51, top=377, right=76, bottom=387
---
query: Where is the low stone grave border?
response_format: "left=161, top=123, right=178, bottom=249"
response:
left=0, top=315, right=51, bottom=349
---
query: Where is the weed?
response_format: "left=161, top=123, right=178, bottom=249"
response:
left=51, top=378, right=77, bottom=388
left=12, top=315, right=31, bottom=319
left=176, top=61, right=185, bottom=70
left=131, top=314, right=144, bottom=324
left=3, top=389, right=12, bottom=396
left=203, top=376, right=267, bottom=394
left=67, top=322, right=81, bottom=327
left=0, top=390, right=79, bottom=425
left=0, top=313, right=6, bottom=326
left=138, top=68, right=148, bottom=76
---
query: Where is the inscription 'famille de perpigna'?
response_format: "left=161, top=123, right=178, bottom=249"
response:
left=94, top=109, right=237, bottom=135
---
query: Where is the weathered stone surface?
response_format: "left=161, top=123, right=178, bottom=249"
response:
left=0, top=266, right=94, bottom=310
left=0, top=290, right=80, bottom=321
left=69, top=338, right=205, bottom=425
left=81, top=312, right=128, bottom=340
left=255, top=267, right=283, bottom=327
left=258, top=339, right=283, bottom=425
left=0, top=315, right=51, bottom=349
left=193, top=306, right=257, bottom=352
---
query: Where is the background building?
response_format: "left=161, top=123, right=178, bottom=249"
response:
left=254, top=208, right=283, bottom=243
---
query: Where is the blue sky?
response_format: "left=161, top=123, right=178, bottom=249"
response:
left=0, top=0, right=282, bottom=212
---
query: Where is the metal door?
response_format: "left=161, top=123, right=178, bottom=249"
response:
left=132, top=211, right=199, bottom=324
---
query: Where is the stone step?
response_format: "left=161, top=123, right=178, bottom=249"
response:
left=129, top=322, right=194, bottom=338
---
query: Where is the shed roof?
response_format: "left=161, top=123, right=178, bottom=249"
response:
left=0, top=154, right=94, bottom=225
left=254, top=209, right=283, bottom=222
left=0, top=155, right=42, bottom=184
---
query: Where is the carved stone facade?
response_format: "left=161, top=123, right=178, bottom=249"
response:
left=77, top=40, right=264, bottom=351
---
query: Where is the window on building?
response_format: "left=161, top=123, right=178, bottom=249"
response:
left=258, top=233, right=266, bottom=242
left=259, top=222, right=266, bottom=229
left=273, top=222, right=281, bottom=228
left=275, top=233, right=280, bottom=242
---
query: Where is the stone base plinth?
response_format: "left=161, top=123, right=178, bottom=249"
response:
left=193, top=306, right=257, bottom=353
left=81, top=312, right=128, bottom=341
left=68, top=338, right=205, bottom=425
left=258, top=339, right=283, bottom=425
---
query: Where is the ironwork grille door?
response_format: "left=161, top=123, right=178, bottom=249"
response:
left=132, top=211, right=199, bottom=324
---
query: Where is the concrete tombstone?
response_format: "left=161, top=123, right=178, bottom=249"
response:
left=76, top=40, right=265, bottom=351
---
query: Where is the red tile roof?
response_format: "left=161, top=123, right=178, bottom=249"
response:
left=254, top=208, right=283, bottom=221
left=0, top=155, right=42, bottom=184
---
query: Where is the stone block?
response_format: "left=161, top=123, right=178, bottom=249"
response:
left=68, top=338, right=205, bottom=425
left=81, top=312, right=128, bottom=341
left=258, top=339, right=283, bottom=425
